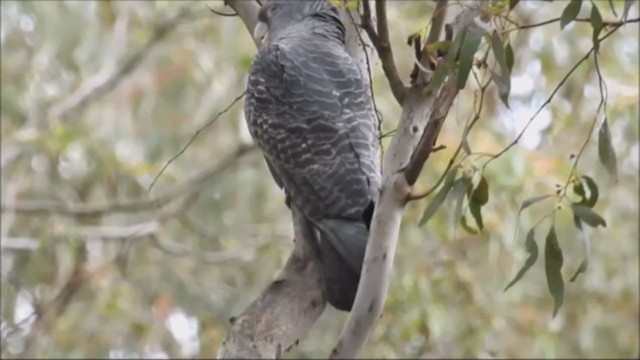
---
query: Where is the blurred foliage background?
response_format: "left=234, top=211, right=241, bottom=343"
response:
left=1, top=0, right=638, bottom=358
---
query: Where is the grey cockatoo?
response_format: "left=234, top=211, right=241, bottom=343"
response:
left=244, top=0, right=381, bottom=311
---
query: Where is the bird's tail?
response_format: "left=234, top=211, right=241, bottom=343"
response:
left=314, top=218, right=368, bottom=311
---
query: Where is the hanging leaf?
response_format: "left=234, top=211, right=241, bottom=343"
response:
left=581, top=175, right=599, bottom=208
left=426, top=63, right=452, bottom=93
left=571, top=205, right=607, bottom=228
left=451, top=177, right=471, bottom=226
left=606, top=0, right=618, bottom=17
left=460, top=214, right=479, bottom=234
left=462, top=137, right=472, bottom=155
left=419, top=166, right=459, bottom=226
left=491, top=31, right=509, bottom=76
left=544, top=225, right=564, bottom=317
left=504, top=228, right=538, bottom=291
left=457, top=30, right=483, bottom=89
left=622, top=0, right=635, bottom=20
left=509, top=0, right=520, bottom=11
left=590, top=4, right=604, bottom=51
left=572, top=179, right=586, bottom=202
left=560, top=0, right=583, bottom=29
left=505, top=42, right=515, bottom=75
left=519, top=194, right=553, bottom=212
left=570, top=216, right=591, bottom=282
left=491, top=69, right=511, bottom=109
left=468, top=201, right=484, bottom=231
left=470, top=176, right=489, bottom=206
left=598, top=119, right=618, bottom=182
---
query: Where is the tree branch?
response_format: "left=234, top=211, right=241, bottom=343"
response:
left=47, top=4, right=201, bottom=122
left=218, top=1, right=328, bottom=358
left=217, top=208, right=325, bottom=359
left=369, top=0, right=406, bottom=104
left=1, top=144, right=257, bottom=216
left=331, top=3, right=485, bottom=358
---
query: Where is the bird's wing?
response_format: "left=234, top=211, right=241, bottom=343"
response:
left=245, top=39, right=380, bottom=220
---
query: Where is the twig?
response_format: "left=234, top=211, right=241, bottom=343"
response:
left=1, top=144, right=257, bottom=217
left=485, top=25, right=622, bottom=166
left=47, top=4, right=199, bottom=122
left=148, top=91, right=247, bottom=191
left=512, top=16, right=639, bottom=31
left=361, top=0, right=406, bottom=104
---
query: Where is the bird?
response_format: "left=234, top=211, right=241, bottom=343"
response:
left=244, top=0, right=381, bottom=311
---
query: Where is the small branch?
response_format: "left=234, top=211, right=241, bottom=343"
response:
left=149, top=91, right=247, bottom=191
left=425, top=0, right=449, bottom=48
left=225, top=0, right=262, bottom=48
left=513, top=16, right=640, bottom=31
left=1, top=144, right=257, bottom=217
left=369, top=0, right=406, bottom=104
left=47, top=4, right=200, bottom=122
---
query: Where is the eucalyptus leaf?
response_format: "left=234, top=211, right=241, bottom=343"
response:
left=544, top=225, right=564, bottom=317
left=571, top=205, right=607, bottom=228
left=581, top=175, right=599, bottom=208
left=560, top=0, right=583, bottom=29
left=505, top=228, right=538, bottom=291
left=598, top=119, right=618, bottom=182
left=457, top=30, right=483, bottom=89
left=622, top=0, right=635, bottom=20
left=590, top=4, right=604, bottom=51
left=419, top=166, right=459, bottom=226
left=469, top=201, right=484, bottom=231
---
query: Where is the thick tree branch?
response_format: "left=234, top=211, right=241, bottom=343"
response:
left=361, top=0, right=406, bottom=104
left=218, top=1, right=328, bottom=358
left=331, top=3, right=485, bottom=358
left=217, top=208, right=325, bottom=359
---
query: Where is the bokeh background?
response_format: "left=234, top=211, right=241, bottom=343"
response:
left=1, top=0, right=638, bottom=358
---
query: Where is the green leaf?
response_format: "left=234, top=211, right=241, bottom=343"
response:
left=571, top=205, right=607, bottom=228
left=544, top=225, right=564, bottom=317
left=451, top=177, right=471, bottom=227
left=460, top=214, right=479, bottom=234
left=425, top=63, right=452, bottom=93
left=572, top=179, right=586, bottom=201
left=491, top=31, right=508, bottom=76
left=590, top=4, right=604, bottom=51
left=606, top=0, right=618, bottom=17
left=509, top=0, right=520, bottom=11
left=505, top=42, right=515, bottom=75
left=504, top=228, right=538, bottom=291
left=468, top=201, right=484, bottom=231
left=570, top=215, right=589, bottom=282
left=491, top=70, right=511, bottom=108
left=462, top=137, right=472, bottom=155
left=560, top=0, right=583, bottom=29
left=419, top=167, right=459, bottom=226
left=581, top=175, right=599, bottom=208
left=470, top=176, right=489, bottom=206
left=598, top=119, right=618, bottom=182
left=519, top=194, right=552, bottom=211
left=457, top=30, right=483, bottom=89
left=622, top=0, right=635, bottom=20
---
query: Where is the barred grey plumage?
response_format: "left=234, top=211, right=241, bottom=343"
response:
left=244, top=0, right=381, bottom=311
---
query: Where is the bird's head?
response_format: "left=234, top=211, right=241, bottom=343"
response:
left=253, top=0, right=342, bottom=45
